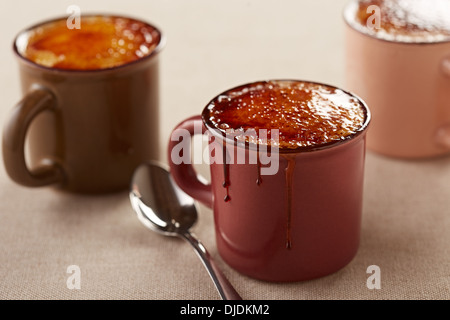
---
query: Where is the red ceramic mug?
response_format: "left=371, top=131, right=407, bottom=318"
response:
left=168, top=80, right=371, bottom=282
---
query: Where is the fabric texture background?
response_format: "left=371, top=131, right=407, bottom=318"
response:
left=0, top=0, right=449, bottom=300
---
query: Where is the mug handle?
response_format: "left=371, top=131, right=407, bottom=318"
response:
left=168, top=115, right=213, bottom=208
left=436, top=57, right=450, bottom=149
left=441, top=56, right=450, bottom=78
left=2, top=88, right=65, bottom=187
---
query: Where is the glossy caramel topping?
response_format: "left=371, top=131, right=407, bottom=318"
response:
left=205, top=81, right=366, bottom=149
left=353, top=0, right=450, bottom=42
left=19, top=16, right=161, bottom=70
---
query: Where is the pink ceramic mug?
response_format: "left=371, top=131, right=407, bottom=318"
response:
left=344, top=0, right=450, bottom=158
left=168, top=80, right=371, bottom=282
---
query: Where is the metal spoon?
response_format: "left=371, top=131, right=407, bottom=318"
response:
left=129, top=162, right=242, bottom=300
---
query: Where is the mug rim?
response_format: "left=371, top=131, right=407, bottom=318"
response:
left=342, top=0, right=450, bottom=46
left=201, top=79, right=371, bottom=154
left=12, top=13, right=165, bottom=74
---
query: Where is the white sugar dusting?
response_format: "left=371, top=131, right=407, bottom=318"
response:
left=346, top=0, right=450, bottom=43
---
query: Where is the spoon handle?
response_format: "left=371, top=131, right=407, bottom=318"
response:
left=182, top=232, right=242, bottom=300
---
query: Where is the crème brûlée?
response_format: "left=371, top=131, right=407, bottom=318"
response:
left=353, top=0, right=450, bottom=42
left=18, top=16, right=161, bottom=70
left=204, top=80, right=367, bottom=150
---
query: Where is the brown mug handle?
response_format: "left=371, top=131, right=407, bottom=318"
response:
left=2, top=88, right=64, bottom=187
left=168, top=115, right=213, bottom=208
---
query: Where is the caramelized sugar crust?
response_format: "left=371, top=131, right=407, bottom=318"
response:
left=21, top=16, right=161, bottom=70
left=205, top=81, right=366, bottom=149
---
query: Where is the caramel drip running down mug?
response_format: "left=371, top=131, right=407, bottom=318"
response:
left=2, top=15, right=164, bottom=193
left=344, top=0, right=450, bottom=158
left=168, top=80, right=371, bottom=282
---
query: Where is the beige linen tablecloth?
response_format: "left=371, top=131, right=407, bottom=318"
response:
left=0, top=0, right=449, bottom=300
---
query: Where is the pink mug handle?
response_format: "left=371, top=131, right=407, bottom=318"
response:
left=168, top=115, right=213, bottom=208
left=442, top=56, right=450, bottom=78
left=436, top=57, right=450, bottom=149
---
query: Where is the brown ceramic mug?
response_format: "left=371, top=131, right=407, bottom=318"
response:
left=2, top=15, right=164, bottom=193
left=168, top=80, right=371, bottom=281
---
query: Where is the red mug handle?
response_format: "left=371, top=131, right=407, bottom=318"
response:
left=168, top=115, right=213, bottom=208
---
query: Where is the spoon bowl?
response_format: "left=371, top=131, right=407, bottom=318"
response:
left=129, top=162, right=242, bottom=300
left=130, top=163, right=196, bottom=236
